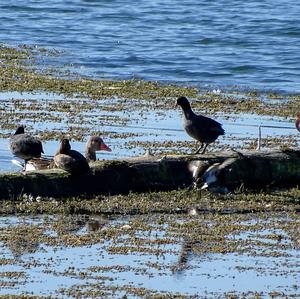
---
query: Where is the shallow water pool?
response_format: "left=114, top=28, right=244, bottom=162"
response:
left=0, top=212, right=299, bottom=297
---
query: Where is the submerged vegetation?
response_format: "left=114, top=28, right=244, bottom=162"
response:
left=0, top=44, right=198, bottom=100
left=0, top=44, right=298, bottom=154
left=0, top=188, right=299, bottom=215
left=0, top=189, right=299, bottom=298
left=0, top=43, right=299, bottom=120
left=0, top=44, right=299, bottom=297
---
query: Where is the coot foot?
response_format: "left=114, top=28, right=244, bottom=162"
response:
left=194, top=143, right=208, bottom=154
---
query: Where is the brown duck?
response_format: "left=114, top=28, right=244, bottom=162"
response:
left=13, top=136, right=111, bottom=172
left=54, top=138, right=90, bottom=175
left=85, top=136, right=112, bottom=162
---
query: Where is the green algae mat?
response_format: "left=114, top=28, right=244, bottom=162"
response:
left=0, top=44, right=299, bottom=298
left=0, top=44, right=299, bottom=139
left=0, top=189, right=299, bottom=297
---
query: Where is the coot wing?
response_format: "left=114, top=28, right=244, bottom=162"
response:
left=192, top=114, right=225, bottom=135
left=10, top=134, right=43, bottom=158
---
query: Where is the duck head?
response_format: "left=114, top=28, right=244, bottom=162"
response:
left=57, top=138, right=71, bottom=155
left=87, top=136, right=112, bottom=152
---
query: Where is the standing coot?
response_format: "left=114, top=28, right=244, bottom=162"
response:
left=177, top=96, right=225, bottom=154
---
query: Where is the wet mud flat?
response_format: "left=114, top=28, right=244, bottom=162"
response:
left=0, top=45, right=299, bottom=165
left=0, top=45, right=299, bottom=297
left=0, top=90, right=299, bottom=174
left=0, top=190, right=299, bottom=298
left=0, top=45, right=300, bottom=175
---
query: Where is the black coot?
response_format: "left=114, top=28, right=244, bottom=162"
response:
left=10, top=126, right=44, bottom=163
left=177, top=96, right=225, bottom=154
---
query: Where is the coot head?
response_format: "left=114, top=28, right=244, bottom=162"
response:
left=14, top=126, right=25, bottom=135
left=177, top=96, right=191, bottom=110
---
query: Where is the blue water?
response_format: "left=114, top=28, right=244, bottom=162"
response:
left=0, top=214, right=299, bottom=297
left=1, top=0, right=300, bottom=93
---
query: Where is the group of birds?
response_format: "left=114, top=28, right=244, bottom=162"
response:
left=10, top=127, right=112, bottom=175
left=12, top=96, right=300, bottom=175
left=9, top=96, right=226, bottom=175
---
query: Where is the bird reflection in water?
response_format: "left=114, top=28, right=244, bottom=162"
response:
left=53, top=215, right=108, bottom=235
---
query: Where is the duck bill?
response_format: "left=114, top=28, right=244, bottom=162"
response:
left=100, top=142, right=112, bottom=152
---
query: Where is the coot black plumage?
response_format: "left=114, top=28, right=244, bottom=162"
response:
left=177, top=96, right=225, bottom=154
left=10, top=126, right=44, bottom=162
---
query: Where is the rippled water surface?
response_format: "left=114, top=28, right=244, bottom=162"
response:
left=1, top=0, right=300, bottom=92
left=0, top=3, right=299, bottom=297
left=0, top=213, right=299, bottom=297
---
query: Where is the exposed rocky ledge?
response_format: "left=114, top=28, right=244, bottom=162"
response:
left=1, top=149, right=300, bottom=199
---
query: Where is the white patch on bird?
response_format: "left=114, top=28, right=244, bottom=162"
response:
left=188, top=162, right=199, bottom=178
left=200, top=182, right=209, bottom=190
left=202, top=163, right=221, bottom=185
left=25, top=163, right=37, bottom=172
left=158, top=156, right=167, bottom=162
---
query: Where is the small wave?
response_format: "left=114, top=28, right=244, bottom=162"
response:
left=198, top=38, right=218, bottom=45
left=230, top=65, right=259, bottom=73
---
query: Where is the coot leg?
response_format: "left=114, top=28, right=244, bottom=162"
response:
left=201, top=143, right=209, bottom=154
left=195, top=143, right=204, bottom=154
left=24, top=159, right=29, bottom=171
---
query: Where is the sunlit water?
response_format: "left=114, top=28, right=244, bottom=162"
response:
left=0, top=214, right=299, bottom=297
left=1, top=2, right=300, bottom=171
left=1, top=2, right=299, bottom=298
left=0, top=91, right=298, bottom=173
left=0, top=1, right=300, bottom=92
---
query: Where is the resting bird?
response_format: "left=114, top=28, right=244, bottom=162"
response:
left=296, top=112, right=300, bottom=132
left=12, top=136, right=112, bottom=172
left=85, top=136, right=112, bottom=162
left=177, top=96, right=225, bottom=154
left=9, top=126, right=44, bottom=166
left=54, top=138, right=90, bottom=175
